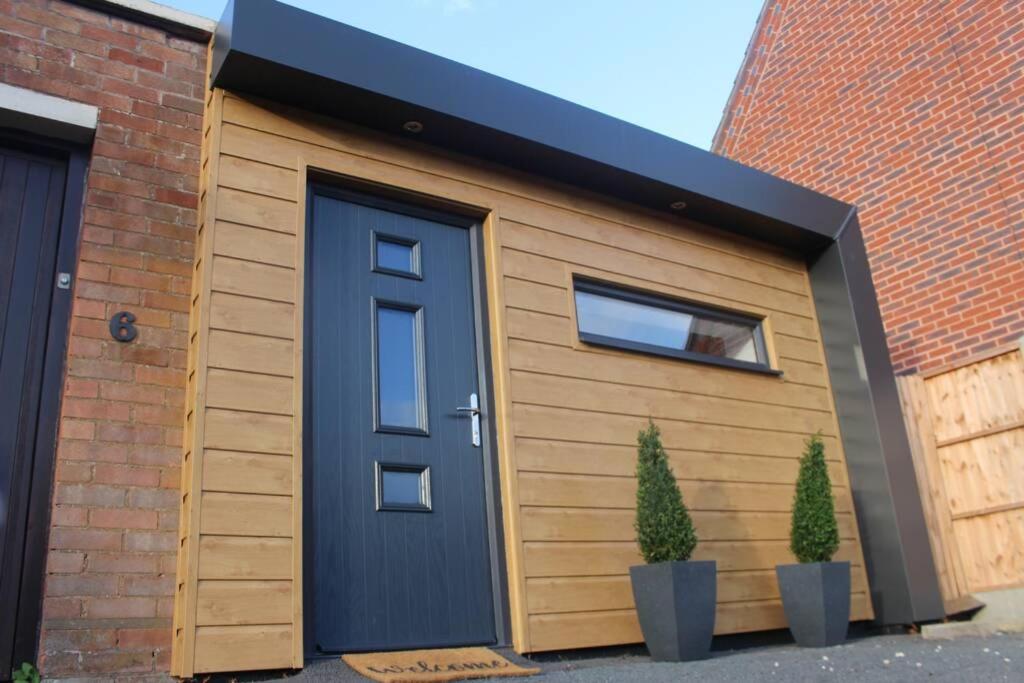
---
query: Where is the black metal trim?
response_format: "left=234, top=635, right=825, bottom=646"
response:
left=371, top=298, right=429, bottom=436
left=374, top=462, right=432, bottom=512
left=467, top=216, right=513, bottom=648
left=0, top=130, right=88, bottom=672
left=302, top=185, right=317, bottom=659
left=371, top=232, right=422, bottom=280
left=572, top=277, right=779, bottom=376
left=808, top=214, right=944, bottom=624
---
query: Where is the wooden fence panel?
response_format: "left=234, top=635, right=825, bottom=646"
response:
left=898, top=344, right=1024, bottom=602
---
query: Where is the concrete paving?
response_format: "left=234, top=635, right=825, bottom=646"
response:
left=214, top=632, right=1024, bottom=682
left=923, top=588, right=1024, bottom=639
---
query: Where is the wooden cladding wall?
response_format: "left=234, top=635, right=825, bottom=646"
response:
left=171, top=88, right=302, bottom=676
left=898, top=346, right=1024, bottom=603
left=173, top=89, right=872, bottom=671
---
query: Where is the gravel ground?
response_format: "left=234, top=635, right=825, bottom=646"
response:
left=215, top=632, right=1024, bottom=682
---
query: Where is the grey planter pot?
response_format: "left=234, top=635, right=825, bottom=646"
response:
left=629, top=560, right=716, bottom=662
left=776, top=561, right=851, bottom=647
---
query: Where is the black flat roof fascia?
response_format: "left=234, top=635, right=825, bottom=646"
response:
left=210, top=0, right=851, bottom=254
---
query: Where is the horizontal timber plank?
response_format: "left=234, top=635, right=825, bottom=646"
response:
left=504, top=278, right=566, bottom=317
left=774, top=333, right=824, bottom=363
left=526, top=595, right=872, bottom=651
left=501, top=221, right=812, bottom=315
left=194, top=624, right=292, bottom=673
left=499, top=216, right=808, bottom=295
left=520, top=507, right=857, bottom=542
left=776, top=357, right=829, bottom=388
left=220, top=122, right=301, bottom=170
left=208, top=329, right=294, bottom=377
left=517, top=472, right=851, bottom=513
left=512, top=404, right=841, bottom=459
left=522, top=540, right=861, bottom=576
left=509, top=371, right=834, bottom=436
left=211, top=255, right=295, bottom=304
left=508, top=339, right=833, bottom=412
left=203, top=451, right=292, bottom=496
left=219, top=95, right=804, bottom=274
left=525, top=571, right=870, bottom=614
left=197, top=536, right=293, bottom=579
left=215, top=187, right=295, bottom=234
left=207, top=368, right=293, bottom=416
left=213, top=221, right=296, bottom=268
left=200, top=492, right=292, bottom=537
left=514, top=438, right=847, bottom=484
left=209, top=292, right=294, bottom=339
left=218, top=154, right=297, bottom=201
left=204, top=408, right=292, bottom=454
left=196, top=580, right=292, bottom=626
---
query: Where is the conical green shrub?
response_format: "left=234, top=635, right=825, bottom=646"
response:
left=634, top=421, right=697, bottom=564
left=790, top=433, right=840, bottom=563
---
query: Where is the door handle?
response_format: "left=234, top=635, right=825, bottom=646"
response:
left=456, top=393, right=481, bottom=447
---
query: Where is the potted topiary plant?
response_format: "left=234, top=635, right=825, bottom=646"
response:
left=776, top=433, right=849, bottom=647
left=629, top=422, right=716, bottom=661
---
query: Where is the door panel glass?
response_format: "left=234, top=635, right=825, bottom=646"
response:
left=375, top=303, right=426, bottom=432
left=374, top=233, right=421, bottom=278
left=376, top=463, right=431, bottom=511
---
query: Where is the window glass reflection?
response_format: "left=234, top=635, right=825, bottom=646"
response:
left=377, top=305, right=424, bottom=429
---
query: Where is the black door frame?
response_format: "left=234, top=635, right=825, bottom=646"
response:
left=302, top=178, right=511, bottom=657
left=0, top=129, right=88, bottom=672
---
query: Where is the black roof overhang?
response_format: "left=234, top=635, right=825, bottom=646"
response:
left=210, top=0, right=853, bottom=255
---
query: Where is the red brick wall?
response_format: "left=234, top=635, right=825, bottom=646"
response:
left=714, top=0, right=1024, bottom=374
left=0, top=1, right=206, bottom=678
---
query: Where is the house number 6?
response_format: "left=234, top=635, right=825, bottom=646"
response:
left=109, top=311, right=138, bottom=342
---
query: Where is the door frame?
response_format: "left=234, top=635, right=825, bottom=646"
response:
left=301, top=178, right=511, bottom=657
left=0, top=129, right=88, bottom=671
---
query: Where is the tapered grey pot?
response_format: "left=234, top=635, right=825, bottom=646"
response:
left=776, top=561, right=851, bottom=647
left=629, top=560, right=716, bottom=662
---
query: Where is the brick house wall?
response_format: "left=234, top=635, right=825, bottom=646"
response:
left=0, top=1, right=208, bottom=678
left=714, top=0, right=1024, bottom=374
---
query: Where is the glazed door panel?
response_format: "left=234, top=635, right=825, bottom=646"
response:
left=307, top=190, right=496, bottom=652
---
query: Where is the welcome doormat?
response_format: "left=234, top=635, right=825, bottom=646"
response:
left=342, top=647, right=540, bottom=683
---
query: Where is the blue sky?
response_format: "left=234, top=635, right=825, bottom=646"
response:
left=163, top=0, right=763, bottom=150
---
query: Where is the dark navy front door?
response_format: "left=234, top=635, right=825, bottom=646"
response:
left=0, top=144, right=67, bottom=676
left=307, top=189, right=496, bottom=653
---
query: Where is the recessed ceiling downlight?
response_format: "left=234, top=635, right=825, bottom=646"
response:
left=670, top=200, right=688, bottom=211
left=403, top=120, right=424, bottom=133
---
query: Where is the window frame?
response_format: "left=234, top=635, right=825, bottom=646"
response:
left=371, top=298, right=430, bottom=435
left=572, top=277, right=780, bottom=376
left=372, top=231, right=422, bottom=280
left=374, top=461, right=433, bottom=512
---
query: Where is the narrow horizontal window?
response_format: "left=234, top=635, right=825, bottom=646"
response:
left=373, top=232, right=421, bottom=279
left=375, top=462, right=432, bottom=512
left=573, top=278, right=776, bottom=374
